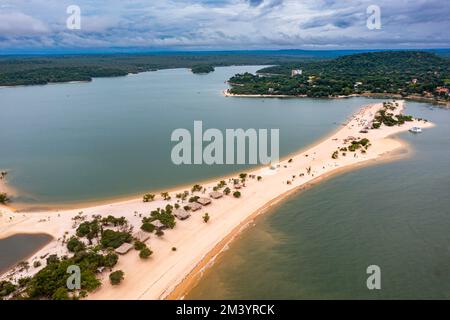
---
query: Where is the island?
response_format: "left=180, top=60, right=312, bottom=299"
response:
left=225, top=51, right=450, bottom=105
left=191, top=64, right=215, bottom=74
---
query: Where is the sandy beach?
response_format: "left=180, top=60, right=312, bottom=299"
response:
left=0, top=100, right=434, bottom=299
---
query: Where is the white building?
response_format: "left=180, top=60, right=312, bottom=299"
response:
left=291, top=69, right=302, bottom=77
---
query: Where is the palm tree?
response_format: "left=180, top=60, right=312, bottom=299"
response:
left=161, top=192, right=171, bottom=201
left=0, top=192, right=10, bottom=204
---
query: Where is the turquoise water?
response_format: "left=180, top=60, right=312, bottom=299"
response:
left=0, top=66, right=377, bottom=208
left=187, top=102, right=450, bottom=299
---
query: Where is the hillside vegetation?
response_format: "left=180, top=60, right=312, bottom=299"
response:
left=228, top=51, right=450, bottom=100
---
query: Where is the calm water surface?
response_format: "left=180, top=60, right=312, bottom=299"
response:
left=187, top=102, right=450, bottom=299
left=0, top=234, right=52, bottom=274
left=0, top=66, right=378, bottom=207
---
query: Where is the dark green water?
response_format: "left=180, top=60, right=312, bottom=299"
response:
left=0, top=234, right=53, bottom=274
left=187, top=102, right=450, bottom=299
left=0, top=66, right=377, bottom=207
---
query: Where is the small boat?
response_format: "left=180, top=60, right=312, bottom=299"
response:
left=409, top=126, right=422, bottom=133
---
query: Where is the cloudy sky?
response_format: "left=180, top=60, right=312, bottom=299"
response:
left=0, top=0, right=449, bottom=52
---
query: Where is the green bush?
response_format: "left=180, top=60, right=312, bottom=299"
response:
left=0, top=281, right=16, bottom=298
left=141, top=222, right=155, bottom=233
left=100, top=230, right=132, bottom=249
left=52, top=287, right=70, bottom=300
left=76, top=220, right=100, bottom=243
left=0, top=192, right=10, bottom=204
left=139, top=247, right=153, bottom=259
left=134, top=241, right=146, bottom=250
left=109, top=270, right=124, bottom=285
left=104, top=252, right=119, bottom=269
left=142, top=193, right=155, bottom=202
left=67, top=236, right=86, bottom=253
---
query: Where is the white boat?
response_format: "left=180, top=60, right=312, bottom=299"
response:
left=409, top=126, right=422, bottom=133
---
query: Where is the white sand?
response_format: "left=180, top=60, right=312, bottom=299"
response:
left=0, top=101, right=434, bottom=299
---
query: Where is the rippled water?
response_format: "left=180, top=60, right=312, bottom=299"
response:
left=0, top=66, right=377, bottom=207
left=187, top=102, right=450, bottom=299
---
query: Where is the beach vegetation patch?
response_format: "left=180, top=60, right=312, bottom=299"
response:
left=76, top=220, right=100, bottom=244
left=161, top=192, right=171, bottom=200
left=0, top=192, right=10, bottom=204
left=141, top=222, right=155, bottom=233
left=139, top=246, right=153, bottom=259
left=101, top=230, right=132, bottom=249
left=67, top=236, right=86, bottom=253
left=0, top=281, right=16, bottom=299
left=143, top=193, right=155, bottom=202
left=109, top=270, right=124, bottom=285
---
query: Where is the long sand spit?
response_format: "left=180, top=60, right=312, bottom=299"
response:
left=0, top=100, right=434, bottom=299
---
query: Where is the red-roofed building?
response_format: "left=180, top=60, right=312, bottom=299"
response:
left=435, top=87, right=449, bottom=94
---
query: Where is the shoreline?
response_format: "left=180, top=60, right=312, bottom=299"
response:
left=166, top=138, right=410, bottom=299
left=222, top=89, right=450, bottom=106
left=0, top=100, right=435, bottom=300
left=3, top=102, right=354, bottom=213
left=0, top=233, right=54, bottom=275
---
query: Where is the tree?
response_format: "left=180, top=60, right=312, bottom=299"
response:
left=233, top=191, right=241, bottom=198
left=0, top=281, right=16, bottom=298
left=143, top=193, right=155, bottom=202
left=67, top=236, right=86, bottom=253
left=161, top=192, right=171, bottom=200
left=223, top=187, right=231, bottom=195
left=141, top=222, right=155, bottom=233
left=239, top=173, right=247, bottom=179
left=109, top=270, right=124, bottom=285
left=52, top=287, right=70, bottom=300
left=0, top=192, right=10, bottom=204
left=202, top=213, right=210, bottom=223
left=100, top=230, right=132, bottom=249
left=155, top=229, right=164, bottom=237
left=134, top=241, right=146, bottom=250
left=139, top=247, right=153, bottom=259
left=76, top=220, right=100, bottom=244
left=103, top=252, right=119, bottom=269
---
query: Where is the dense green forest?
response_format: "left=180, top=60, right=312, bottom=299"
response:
left=228, top=51, right=450, bottom=101
left=0, top=52, right=322, bottom=86
left=191, top=64, right=215, bottom=74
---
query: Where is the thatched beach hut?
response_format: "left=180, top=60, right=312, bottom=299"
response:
left=196, top=197, right=212, bottom=206
left=209, top=191, right=223, bottom=199
left=115, top=243, right=133, bottom=255
left=152, top=219, right=165, bottom=229
left=173, top=208, right=190, bottom=220
left=189, top=203, right=203, bottom=211
left=133, top=231, right=150, bottom=242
